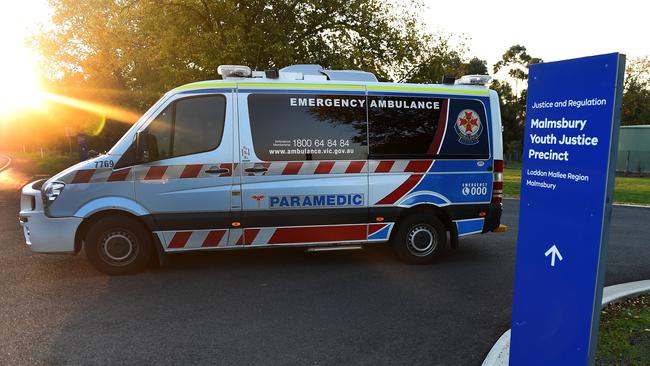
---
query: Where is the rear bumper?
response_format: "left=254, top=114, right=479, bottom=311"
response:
left=19, top=181, right=81, bottom=254
left=482, top=203, right=503, bottom=233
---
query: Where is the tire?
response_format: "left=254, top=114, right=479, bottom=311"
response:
left=392, top=213, right=447, bottom=264
left=84, top=215, right=154, bottom=275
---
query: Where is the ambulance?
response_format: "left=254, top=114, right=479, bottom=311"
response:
left=19, top=64, right=505, bottom=275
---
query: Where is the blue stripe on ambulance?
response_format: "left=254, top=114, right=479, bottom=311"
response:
left=455, top=218, right=485, bottom=237
left=368, top=224, right=394, bottom=241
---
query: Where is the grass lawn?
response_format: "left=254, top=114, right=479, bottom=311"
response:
left=504, top=162, right=650, bottom=205
left=596, top=294, right=650, bottom=365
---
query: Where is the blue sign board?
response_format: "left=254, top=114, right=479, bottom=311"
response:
left=509, top=53, right=626, bottom=365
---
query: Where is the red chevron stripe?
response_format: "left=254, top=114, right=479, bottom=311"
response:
left=374, top=160, right=394, bottom=173
left=180, top=164, right=202, bottom=178
left=368, top=223, right=388, bottom=235
left=71, top=169, right=95, bottom=183
left=404, top=160, right=432, bottom=173
left=107, top=168, right=130, bottom=182
left=315, top=161, right=335, bottom=174
left=243, top=228, right=260, bottom=245
left=202, top=230, right=226, bottom=247
left=282, top=162, right=303, bottom=175
left=376, top=174, right=423, bottom=205
left=345, top=161, right=365, bottom=173
left=168, top=231, right=192, bottom=249
left=145, top=166, right=167, bottom=180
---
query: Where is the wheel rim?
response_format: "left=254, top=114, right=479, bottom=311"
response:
left=99, top=230, right=139, bottom=266
left=406, top=224, right=437, bottom=257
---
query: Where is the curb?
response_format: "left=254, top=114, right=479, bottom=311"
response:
left=482, top=280, right=650, bottom=366
left=0, top=154, right=11, bottom=173
left=481, top=329, right=511, bottom=366
left=503, top=196, right=650, bottom=209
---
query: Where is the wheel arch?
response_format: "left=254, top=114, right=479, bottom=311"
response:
left=74, top=209, right=158, bottom=255
left=390, top=203, right=456, bottom=245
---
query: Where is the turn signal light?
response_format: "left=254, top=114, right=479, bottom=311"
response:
left=231, top=221, right=241, bottom=227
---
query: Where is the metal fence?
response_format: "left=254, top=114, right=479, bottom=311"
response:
left=616, top=150, right=650, bottom=175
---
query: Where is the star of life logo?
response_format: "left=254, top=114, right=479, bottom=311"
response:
left=252, top=195, right=266, bottom=208
left=454, top=109, right=483, bottom=145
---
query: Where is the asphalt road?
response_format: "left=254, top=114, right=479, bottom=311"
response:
left=0, top=179, right=649, bottom=364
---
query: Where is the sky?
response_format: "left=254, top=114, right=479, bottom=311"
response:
left=423, top=0, right=649, bottom=70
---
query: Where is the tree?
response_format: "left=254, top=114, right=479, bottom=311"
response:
left=38, top=0, right=435, bottom=104
left=621, top=57, right=650, bottom=126
left=491, top=45, right=542, bottom=159
left=493, top=45, right=542, bottom=84
left=27, top=0, right=473, bottom=152
left=463, top=57, right=488, bottom=75
left=399, top=35, right=467, bottom=83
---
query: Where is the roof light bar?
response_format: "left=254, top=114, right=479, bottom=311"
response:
left=217, top=65, right=252, bottom=79
left=455, top=74, right=491, bottom=86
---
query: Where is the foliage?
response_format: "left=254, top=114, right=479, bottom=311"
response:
left=493, top=44, right=542, bottom=81
left=491, top=44, right=541, bottom=158
left=491, top=79, right=525, bottom=157
left=597, top=294, right=650, bottom=365
left=622, top=57, right=650, bottom=126
left=493, top=49, right=650, bottom=159
left=464, top=57, right=488, bottom=75
left=38, top=0, right=434, bottom=104
left=27, top=0, right=481, bottom=152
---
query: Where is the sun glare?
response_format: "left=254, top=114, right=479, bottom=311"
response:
left=0, top=1, right=49, bottom=117
left=0, top=47, right=45, bottom=115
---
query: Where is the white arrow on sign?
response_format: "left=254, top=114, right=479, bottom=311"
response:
left=544, top=245, right=563, bottom=267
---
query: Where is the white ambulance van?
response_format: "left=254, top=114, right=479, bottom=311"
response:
left=19, top=64, right=505, bottom=275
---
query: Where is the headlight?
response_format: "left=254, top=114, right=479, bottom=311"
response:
left=42, top=181, right=66, bottom=204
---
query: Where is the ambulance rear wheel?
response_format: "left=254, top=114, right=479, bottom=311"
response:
left=84, top=216, right=153, bottom=275
left=392, top=214, right=446, bottom=264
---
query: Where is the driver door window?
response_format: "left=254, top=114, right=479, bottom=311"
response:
left=146, top=95, right=226, bottom=161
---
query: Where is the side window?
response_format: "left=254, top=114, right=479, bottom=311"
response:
left=173, top=96, right=225, bottom=156
left=248, top=94, right=367, bottom=161
left=368, top=96, right=446, bottom=157
left=147, top=105, right=173, bottom=161
left=145, top=95, right=226, bottom=161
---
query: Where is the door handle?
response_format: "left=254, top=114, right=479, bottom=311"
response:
left=244, top=167, right=268, bottom=173
left=205, top=168, right=230, bottom=174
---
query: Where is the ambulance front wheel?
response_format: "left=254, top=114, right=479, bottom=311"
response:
left=84, top=215, right=154, bottom=275
left=392, top=214, right=447, bottom=264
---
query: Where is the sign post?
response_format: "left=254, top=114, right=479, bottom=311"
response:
left=509, top=53, right=626, bottom=365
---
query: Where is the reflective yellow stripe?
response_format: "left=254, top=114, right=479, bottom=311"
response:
left=173, top=82, right=237, bottom=91
left=172, top=81, right=488, bottom=95
left=367, top=85, right=489, bottom=96
left=242, top=83, right=364, bottom=90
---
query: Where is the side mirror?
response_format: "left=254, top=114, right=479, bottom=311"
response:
left=136, top=131, right=150, bottom=163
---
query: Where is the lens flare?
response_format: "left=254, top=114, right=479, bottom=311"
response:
left=41, top=92, right=142, bottom=124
